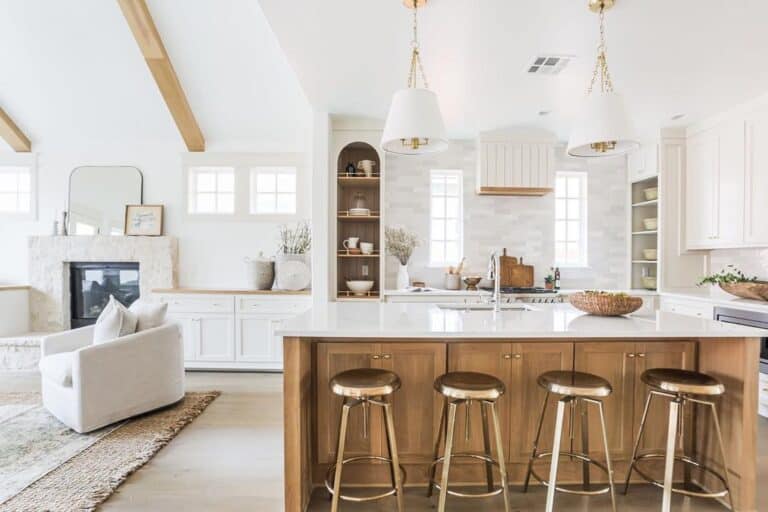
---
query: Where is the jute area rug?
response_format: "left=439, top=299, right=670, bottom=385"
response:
left=0, top=391, right=220, bottom=512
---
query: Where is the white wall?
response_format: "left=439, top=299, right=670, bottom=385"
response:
left=384, top=141, right=627, bottom=290
left=0, top=139, right=312, bottom=288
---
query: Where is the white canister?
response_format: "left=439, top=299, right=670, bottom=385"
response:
left=444, top=273, right=461, bottom=291
left=244, top=252, right=275, bottom=290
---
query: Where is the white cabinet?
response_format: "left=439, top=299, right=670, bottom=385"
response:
left=685, top=128, right=718, bottom=248
left=158, top=292, right=310, bottom=370
left=744, top=107, right=768, bottom=246
left=476, top=133, right=555, bottom=196
left=660, top=297, right=714, bottom=319
left=628, top=143, right=659, bottom=182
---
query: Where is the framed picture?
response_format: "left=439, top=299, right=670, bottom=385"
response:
left=124, top=205, right=164, bottom=236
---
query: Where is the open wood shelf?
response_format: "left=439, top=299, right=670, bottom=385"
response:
left=337, top=290, right=380, bottom=299
left=632, top=260, right=658, bottom=264
left=337, top=250, right=380, bottom=258
left=337, top=212, right=380, bottom=222
left=632, top=230, right=658, bottom=236
left=632, top=199, right=658, bottom=207
left=337, top=176, right=381, bottom=188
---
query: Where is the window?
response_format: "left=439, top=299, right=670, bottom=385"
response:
left=250, top=167, right=297, bottom=214
left=429, top=170, right=463, bottom=266
left=0, top=166, right=31, bottom=214
left=554, top=171, right=588, bottom=267
left=187, top=166, right=235, bottom=214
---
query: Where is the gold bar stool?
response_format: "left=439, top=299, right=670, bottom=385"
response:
left=326, top=368, right=405, bottom=512
left=523, top=370, right=617, bottom=512
left=426, top=371, right=511, bottom=512
left=624, top=368, right=733, bottom=512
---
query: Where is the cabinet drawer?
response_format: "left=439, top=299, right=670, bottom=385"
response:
left=660, top=297, right=713, bottom=319
left=236, top=296, right=311, bottom=315
left=159, top=294, right=235, bottom=313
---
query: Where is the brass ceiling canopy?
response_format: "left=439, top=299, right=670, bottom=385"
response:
left=403, top=0, right=428, bottom=8
left=588, top=0, right=615, bottom=13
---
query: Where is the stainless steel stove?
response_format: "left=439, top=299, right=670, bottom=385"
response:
left=480, top=287, right=565, bottom=303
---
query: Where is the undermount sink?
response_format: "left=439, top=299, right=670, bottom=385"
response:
left=437, top=303, right=535, bottom=311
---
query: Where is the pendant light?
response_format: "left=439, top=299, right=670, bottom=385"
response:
left=381, top=0, right=448, bottom=155
left=567, top=0, right=639, bottom=158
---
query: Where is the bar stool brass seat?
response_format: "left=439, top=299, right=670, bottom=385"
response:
left=624, top=368, right=733, bottom=512
left=326, top=368, right=405, bottom=512
left=427, top=371, right=511, bottom=512
left=523, top=370, right=617, bottom=512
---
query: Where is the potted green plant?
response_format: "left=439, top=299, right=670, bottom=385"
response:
left=545, top=268, right=555, bottom=290
left=698, top=265, right=768, bottom=301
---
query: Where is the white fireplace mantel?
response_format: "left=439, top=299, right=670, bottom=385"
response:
left=28, top=235, right=178, bottom=331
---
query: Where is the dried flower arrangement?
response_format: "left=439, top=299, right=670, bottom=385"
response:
left=278, top=221, right=312, bottom=254
left=385, top=226, right=419, bottom=265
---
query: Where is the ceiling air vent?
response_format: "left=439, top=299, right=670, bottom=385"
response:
left=526, top=55, right=571, bottom=75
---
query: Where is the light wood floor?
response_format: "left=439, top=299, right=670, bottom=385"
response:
left=2, top=371, right=766, bottom=511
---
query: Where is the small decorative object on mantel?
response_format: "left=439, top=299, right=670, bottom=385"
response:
left=570, top=291, right=643, bottom=316
left=699, top=265, right=768, bottom=301
left=385, top=226, right=419, bottom=290
left=124, top=205, right=163, bottom=236
left=275, top=221, right=311, bottom=291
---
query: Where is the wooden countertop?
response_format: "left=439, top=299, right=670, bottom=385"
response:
left=0, top=285, right=30, bottom=292
left=153, top=288, right=310, bottom=296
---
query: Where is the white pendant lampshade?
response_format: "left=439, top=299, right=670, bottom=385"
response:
left=567, top=91, right=639, bottom=157
left=381, top=88, right=448, bottom=155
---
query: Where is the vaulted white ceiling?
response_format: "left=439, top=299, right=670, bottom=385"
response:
left=258, top=0, right=768, bottom=140
left=0, top=0, right=311, bottom=152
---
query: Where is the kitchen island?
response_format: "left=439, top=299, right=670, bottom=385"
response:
left=279, top=302, right=765, bottom=511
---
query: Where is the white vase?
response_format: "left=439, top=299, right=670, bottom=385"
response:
left=396, top=264, right=410, bottom=290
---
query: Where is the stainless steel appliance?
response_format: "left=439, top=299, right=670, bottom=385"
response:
left=713, top=307, right=768, bottom=374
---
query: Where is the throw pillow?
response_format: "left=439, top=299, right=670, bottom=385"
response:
left=129, top=299, right=168, bottom=331
left=92, top=296, right=138, bottom=344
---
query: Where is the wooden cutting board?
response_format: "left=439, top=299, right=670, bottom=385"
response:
left=499, top=249, right=534, bottom=288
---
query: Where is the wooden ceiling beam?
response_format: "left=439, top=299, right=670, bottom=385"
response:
left=117, top=0, right=205, bottom=151
left=0, top=107, right=31, bottom=152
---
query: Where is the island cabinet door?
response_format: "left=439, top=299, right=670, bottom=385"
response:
left=633, top=341, right=696, bottom=453
left=316, top=343, right=385, bottom=464
left=574, top=342, right=637, bottom=461
left=507, top=342, right=575, bottom=463
left=446, top=343, right=514, bottom=461
left=379, top=343, right=447, bottom=463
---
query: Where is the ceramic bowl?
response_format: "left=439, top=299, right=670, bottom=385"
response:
left=642, top=276, right=657, bottom=290
left=642, top=249, right=658, bottom=260
left=643, top=187, right=658, bottom=201
left=346, top=280, right=374, bottom=296
left=462, top=276, right=483, bottom=291
left=643, top=218, right=658, bottom=231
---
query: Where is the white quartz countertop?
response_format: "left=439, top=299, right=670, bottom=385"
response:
left=277, top=302, right=768, bottom=339
left=662, top=287, right=768, bottom=312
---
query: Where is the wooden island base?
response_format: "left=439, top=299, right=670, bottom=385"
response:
left=284, top=337, right=759, bottom=512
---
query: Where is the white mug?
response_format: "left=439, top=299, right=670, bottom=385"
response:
left=357, top=160, right=376, bottom=177
left=342, top=237, right=359, bottom=249
left=360, top=242, right=374, bottom=255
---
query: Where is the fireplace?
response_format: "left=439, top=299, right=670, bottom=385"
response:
left=69, top=262, right=140, bottom=327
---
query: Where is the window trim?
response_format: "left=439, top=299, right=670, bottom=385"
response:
left=428, top=169, right=464, bottom=268
left=249, top=166, right=298, bottom=216
left=554, top=170, right=589, bottom=268
left=0, top=154, right=37, bottom=220
left=187, top=166, right=236, bottom=215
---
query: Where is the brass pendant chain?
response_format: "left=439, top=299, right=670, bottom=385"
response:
left=407, top=0, right=429, bottom=89
left=587, top=6, right=614, bottom=94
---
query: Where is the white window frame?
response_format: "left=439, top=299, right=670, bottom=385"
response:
left=187, top=166, right=236, bottom=215
left=249, top=166, right=298, bottom=215
left=182, top=153, right=306, bottom=221
left=554, top=171, right=588, bottom=268
left=0, top=154, right=37, bottom=220
left=429, top=169, right=464, bottom=267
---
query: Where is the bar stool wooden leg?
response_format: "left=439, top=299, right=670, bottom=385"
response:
left=662, top=397, right=681, bottom=512
left=489, top=400, right=512, bottom=512
left=580, top=399, right=591, bottom=491
left=480, top=400, right=495, bottom=493
left=523, top=391, right=550, bottom=492
left=331, top=400, right=352, bottom=512
left=545, top=397, right=568, bottom=512
left=382, top=398, right=405, bottom=512
left=437, top=401, right=458, bottom=512
left=426, top=398, right=446, bottom=498
left=624, top=391, right=654, bottom=494
left=595, top=399, right=617, bottom=512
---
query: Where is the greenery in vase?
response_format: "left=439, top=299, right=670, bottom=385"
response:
left=278, top=221, right=311, bottom=254
left=698, top=265, right=758, bottom=286
left=385, top=226, right=419, bottom=265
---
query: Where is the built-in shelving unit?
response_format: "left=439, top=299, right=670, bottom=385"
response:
left=629, top=174, right=659, bottom=290
left=334, top=141, right=382, bottom=300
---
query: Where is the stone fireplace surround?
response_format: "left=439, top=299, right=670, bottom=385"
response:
left=28, top=236, right=178, bottom=331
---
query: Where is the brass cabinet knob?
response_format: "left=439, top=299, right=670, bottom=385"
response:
left=627, top=353, right=636, bottom=358
left=371, top=354, right=381, bottom=360
left=637, top=353, right=646, bottom=358
left=503, top=354, right=512, bottom=360
left=382, top=354, right=391, bottom=360
left=513, top=354, right=522, bottom=359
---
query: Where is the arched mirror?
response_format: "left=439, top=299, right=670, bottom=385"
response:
left=68, top=166, right=143, bottom=235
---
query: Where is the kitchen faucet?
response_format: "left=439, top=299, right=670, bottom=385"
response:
left=487, top=250, right=502, bottom=313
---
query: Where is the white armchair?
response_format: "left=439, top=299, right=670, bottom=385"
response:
left=39, top=322, right=185, bottom=433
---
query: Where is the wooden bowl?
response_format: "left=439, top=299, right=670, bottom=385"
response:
left=569, top=292, right=644, bottom=316
left=462, top=276, right=482, bottom=291
left=719, top=282, right=768, bottom=301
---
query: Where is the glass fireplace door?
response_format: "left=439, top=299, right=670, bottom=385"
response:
left=70, top=262, right=140, bottom=327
